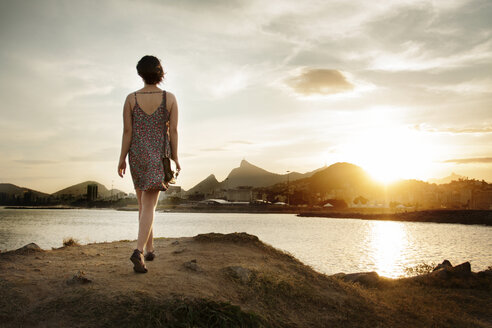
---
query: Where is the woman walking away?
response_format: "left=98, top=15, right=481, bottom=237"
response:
left=117, top=55, right=181, bottom=273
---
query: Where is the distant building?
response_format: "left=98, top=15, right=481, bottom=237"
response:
left=471, top=189, right=492, bottom=209
left=199, top=198, right=230, bottom=205
left=23, top=191, right=36, bottom=203
left=161, top=185, right=183, bottom=199
left=87, top=184, right=98, bottom=201
left=226, top=186, right=253, bottom=202
left=126, top=193, right=137, bottom=199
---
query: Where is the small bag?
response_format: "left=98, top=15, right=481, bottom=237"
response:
left=163, top=157, right=176, bottom=185
left=161, top=90, right=178, bottom=187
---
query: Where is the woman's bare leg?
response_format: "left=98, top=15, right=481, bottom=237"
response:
left=136, top=190, right=160, bottom=252
left=146, top=224, right=154, bottom=252
left=135, top=189, right=154, bottom=252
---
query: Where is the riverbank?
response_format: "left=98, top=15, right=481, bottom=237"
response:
left=3, top=205, right=80, bottom=210
left=5, top=205, right=492, bottom=226
left=1, top=232, right=490, bottom=327
left=298, top=209, right=492, bottom=226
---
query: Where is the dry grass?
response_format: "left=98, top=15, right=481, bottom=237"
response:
left=25, top=290, right=268, bottom=328
left=62, top=237, right=80, bottom=247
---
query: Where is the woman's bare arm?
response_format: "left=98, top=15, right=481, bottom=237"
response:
left=168, top=92, right=180, bottom=170
left=118, top=95, right=133, bottom=177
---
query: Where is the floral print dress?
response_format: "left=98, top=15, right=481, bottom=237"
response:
left=129, top=90, right=172, bottom=191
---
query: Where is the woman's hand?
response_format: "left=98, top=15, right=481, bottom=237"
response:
left=173, top=158, right=181, bottom=174
left=118, top=158, right=127, bottom=178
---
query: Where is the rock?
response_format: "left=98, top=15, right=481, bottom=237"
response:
left=477, top=268, right=492, bottom=277
left=427, top=261, right=472, bottom=280
left=173, top=248, right=186, bottom=254
left=171, top=240, right=180, bottom=245
left=67, top=270, right=92, bottom=285
left=331, top=273, right=347, bottom=279
left=449, top=262, right=471, bottom=277
left=433, top=260, right=453, bottom=272
left=183, top=259, right=202, bottom=272
left=193, top=232, right=260, bottom=244
left=224, top=265, right=253, bottom=284
left=13, top=243, right=43, bottom=255
left=429, top=268, right=450, bottom=279
left=341, top=272, right=380, bottom=286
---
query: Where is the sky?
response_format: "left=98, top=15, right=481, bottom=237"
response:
left=0, top=0, right=491, bottom=194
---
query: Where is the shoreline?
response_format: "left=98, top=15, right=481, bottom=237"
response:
left=1, top=233, right=491, bottom=327
left=4, top=206, right=492, bottom=226
left=298, top=209, right=492, bottom=226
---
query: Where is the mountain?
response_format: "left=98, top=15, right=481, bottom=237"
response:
left=428, top=172, right=467, bottom=185
left=52, top=181, right=124, bottom=198
left=220, top=160, right=287, bottom=189
left=0, top=183, right=50, bottom=198
left=221, top=159, right=324, bottom=189
left=186, top=160, right=326, bottom=195
left=277, top=162, right=382, bottom=202
left=185, top=174, right=220, bottom=195
left=307, top=162, right=375, bottom=192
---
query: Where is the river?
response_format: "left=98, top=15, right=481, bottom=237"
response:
left=1, top=208, right=491, bottom=278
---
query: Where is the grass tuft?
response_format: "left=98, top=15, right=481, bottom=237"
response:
left=403, top=262, right=436, bottom=277
left=62, top=237, right=80, bottom=247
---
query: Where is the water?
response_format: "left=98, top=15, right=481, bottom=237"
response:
left=1, top=208, right=491, bottom=278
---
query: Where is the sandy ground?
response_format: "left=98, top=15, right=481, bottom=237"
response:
left=1, top=232, right=491, bottom=327
left=1, top=234, right=296, bottom=306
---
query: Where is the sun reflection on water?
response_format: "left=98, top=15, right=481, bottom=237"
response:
left=368, top=221, right=408, bottom=278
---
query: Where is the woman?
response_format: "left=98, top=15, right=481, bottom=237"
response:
left=117, top=55, right=181, bottom=273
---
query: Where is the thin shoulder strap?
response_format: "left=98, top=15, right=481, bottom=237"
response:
left=133, top=92, right=138, bottom=105
left=161, top=90, right=167, bottom=109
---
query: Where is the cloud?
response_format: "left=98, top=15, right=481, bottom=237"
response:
left=68, top=147, right=120, bottom=162
left=443, top=157, right=492, bottom=164
left=200, top=147, right=228, bottom=152
left=367, top=40, right=492, bottom=72
left=413, top=123, right=492, bottom=134
left=285, top=68, right=355, bottom=96
left=228, top=140, right=253, bottom=145
left=200, top=140, right=253, bottom=152
left=361, top=0, right=492, bottom=72
left=13, top=159, right=59, bottom=165
left=424, top=78, right=492, bottom=95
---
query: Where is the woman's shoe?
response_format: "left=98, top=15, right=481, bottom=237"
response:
left=130, top=249, right=148, bottom=273
left=144, top=250, right=155, bottom=261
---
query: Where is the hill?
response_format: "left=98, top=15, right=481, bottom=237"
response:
left=185, top=174, right=220, bottom=196
left=1, top=232, right=490, bottom=327
left=252, top=162, right=380, bottom=206
left=0, top=183, right=50, bottom=198
left=306, top=162, right=376, bottom=193
left=52, top=181, right=125, bottom=198
left=428, top=172, right=467, bottom=185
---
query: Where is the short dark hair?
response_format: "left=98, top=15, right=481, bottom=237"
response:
left=136, top=55, right=165, bottom=85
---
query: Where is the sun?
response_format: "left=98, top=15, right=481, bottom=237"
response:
left=335, top=109, right=436, bottom=184
left=360, top=127, right=434, bottom=184
left=366, top=164, right=402, bottom=184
